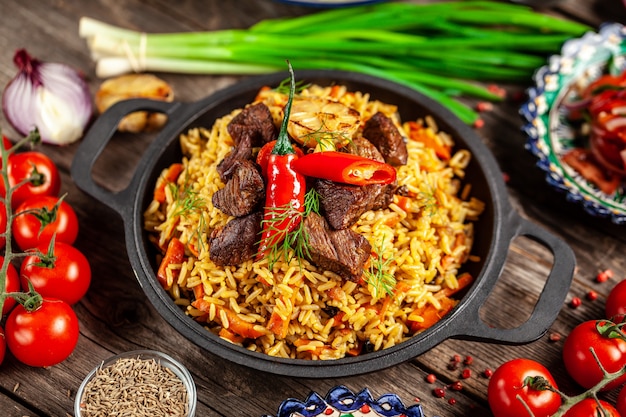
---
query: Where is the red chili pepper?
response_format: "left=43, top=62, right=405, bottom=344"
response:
left=256, top=63, right=306, bottom=260
left=257, top=140, right=304, bottom=178
left=292, top=151, right=396, bottom=186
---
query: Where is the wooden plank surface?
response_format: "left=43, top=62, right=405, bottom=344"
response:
left=0, top=1, right=625, bottom=416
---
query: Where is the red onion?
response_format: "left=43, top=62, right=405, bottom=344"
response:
left=2, top=49, right=92, bottom=145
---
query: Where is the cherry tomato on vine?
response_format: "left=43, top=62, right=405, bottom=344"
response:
left=0, top=151, right=61, bottom=209
left=563, top=320, right=626, bottom=391
left=0, top=326, right=5, bottom=366
left=20, top=242, right=91, bottom=305
left=617, top=385, right=626, bottom=417
left=5, top=298, right=79, bottom=367
left=606, top=280, right=626, bottom=320
left=2, top=135, right=12, bottom=150
left=563, top=398, right=620, bottom=417
left=1, top=257, right=20, bottom=316
left=12, top=195, right=78, bottom=251
left=0, top=201, right=6, bottom=249
left=487, top=358, right=562, bottom=417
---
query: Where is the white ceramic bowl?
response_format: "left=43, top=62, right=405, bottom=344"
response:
left=74, top=349, right=197, bottom=417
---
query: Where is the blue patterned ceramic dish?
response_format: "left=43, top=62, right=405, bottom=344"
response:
left=263, top=386, right=424, bottom=417
left=520, top=22, right=626, bottom=224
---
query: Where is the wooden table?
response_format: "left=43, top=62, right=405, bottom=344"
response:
left=0, top=1, right=625, bottom=416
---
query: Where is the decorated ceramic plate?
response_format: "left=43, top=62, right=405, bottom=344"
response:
left=521, top=22, right=626, bottom=224
left=262, top=386, right=424, bottom=417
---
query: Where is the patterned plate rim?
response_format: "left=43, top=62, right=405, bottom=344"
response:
left=262, top=385, right=424, bottom=417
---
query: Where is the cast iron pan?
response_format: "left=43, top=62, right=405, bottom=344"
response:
left=71, top=70, right=576, bottom=378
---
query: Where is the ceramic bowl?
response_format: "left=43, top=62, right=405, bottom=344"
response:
left=521, top=22, right=626, bottom=224
left=74, top=349, right=197, bottom=417
left=262, top=385, right=424, bottom=417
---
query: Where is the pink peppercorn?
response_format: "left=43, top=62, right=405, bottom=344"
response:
left=569, top=296, right=582, bottom=308
left=433, top=388, right=446, bottom=398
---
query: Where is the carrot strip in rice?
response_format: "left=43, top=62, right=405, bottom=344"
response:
left=154, top=163, right=184, bottom=203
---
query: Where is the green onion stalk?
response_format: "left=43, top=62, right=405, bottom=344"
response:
left=78, top=1, right=591, bottom=124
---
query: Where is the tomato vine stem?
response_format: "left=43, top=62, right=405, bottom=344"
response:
left=0, top=128, right=43, bottom=316
left=518, top=344, right=626, bottom=417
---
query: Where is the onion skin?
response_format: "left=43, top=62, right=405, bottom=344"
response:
left=2, top=49, right=93, bottom=145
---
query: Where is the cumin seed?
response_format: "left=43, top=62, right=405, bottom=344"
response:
left=79, top=356, right=189, bottom=417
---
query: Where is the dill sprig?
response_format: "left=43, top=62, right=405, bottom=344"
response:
left=262, top=188, right=320, bottom=269
left=168, top=181, right=207, bottom=252
left=364, top=243, right=396, bottom=298
left=168, top=182, right=205, bottom=219
left=274, top=77, right=310, bottom=95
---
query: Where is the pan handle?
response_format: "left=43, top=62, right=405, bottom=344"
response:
left=452, top=214, right=575, bottom=344
left=70, top=98, right=182, bottom=216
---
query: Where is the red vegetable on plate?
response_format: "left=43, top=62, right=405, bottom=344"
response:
left=561, top=70, right=626, bottom=194
left=580, top=71, right=626, bottom=176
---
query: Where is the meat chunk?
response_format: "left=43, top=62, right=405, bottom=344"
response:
left=217, top=134, right=253, bottom=181
left=212, top=159, right=264, bottom=217
left=303, top=212, right=371, bottom=281
left=362, top=112, right=408, bottom=166
left=208, top=212, right=262, bottom=266
left=227, top=102, right=277, bottom=147
left=314, top=179, right=395, bottom=230
left=344, top=136, right=385, bottom=162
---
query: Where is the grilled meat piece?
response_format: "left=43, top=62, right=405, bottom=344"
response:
left=227, top=102, right=277, bottom=146
left=217, top=134, right=253, bottom=181
left=208, top=212, right=262, bottom=266
left=212, top=159, right=265, bottom=217
left=314, top=179, right=395, bottom=230
left=344, top=136, right=385, bottom=162
left=362, top=112, right=408, bottom=166
left=303, top=212, right=371, bottom=281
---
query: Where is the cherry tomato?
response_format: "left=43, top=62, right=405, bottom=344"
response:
left=2, top=135, right=12, bottom=150
left=12, top=195, right=78, bottom=251
left=618, top=385, right=626, bottom=417
left=20, top=242, right=91, bottom=305
left=563, top=398, right=620, bottom=417
left=0, top=201, right=6, bottom=249
left=563, top=320, right=626, bottom=391
left=0, top=326, right=5, bottom=366
left=5, top=298, right=79, bottom=367
left=0, top=151, right=61, bottom=209
left=488, top=358, right=562, bottom=417
left=606, top=279, right=626, bottom=320
left=1, top=257, right=20, bottom=316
